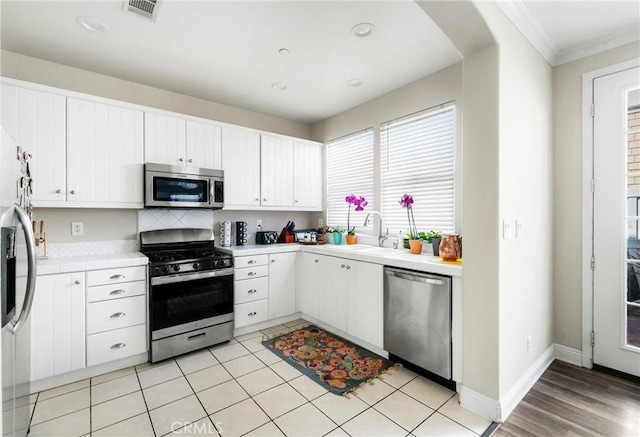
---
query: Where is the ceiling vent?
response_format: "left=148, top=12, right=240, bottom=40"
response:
left=125, top=0, right=161, bottom=22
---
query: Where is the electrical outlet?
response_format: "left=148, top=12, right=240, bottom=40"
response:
left=527, top=336, right=532, bottom=353
left=256, top=219, right=262, bottom=229
left=71, top=222, right=84, bottom=236
left=502, top=220, right=512, bottom=239
left=515, top=220, right=523, bottom=238
left=318, top=218, right=324, bottom=228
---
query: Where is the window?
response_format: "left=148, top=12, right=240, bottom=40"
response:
left=380, top=104, right=456, bottom=235
left=326, top=129, right=374, bottom=231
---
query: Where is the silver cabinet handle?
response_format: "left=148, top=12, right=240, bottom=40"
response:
left=70, top=190, right=76, bottom=194
left=271, top=259, right=275, bottom=263
left=179, top=157, right=184, bottom=162
left=248, top=311, right=257, bottom=316
left=9, top=204, right=37, bottom=333
left=315, top=259, right=319, bottom=263
left=248, top=260, right=255, bottom=264
left=110, top=274, right=125, bottom=280
left=254, top=198, right=259, bottom=202
left=56, top=189, right=61, bottom=194
left=341, top=264, right=345, bottom=268
left=263, top=198, right=267, bottom=202
left=346, top=265, right=351, bottom=270
left=247, top=272, right=255, bottom=276
left=294, top=200, right=299, bottom=203
left=74, top=280, right=81, bottom=285
left=188, top=158, right=193, bottom=163
left=248, top=289, right=257, bottom=294
left=109, top=289, right=126, bottom=296
left=110, top=312, right=126, bottom=319
left=110, top=343, right=126, bottom=349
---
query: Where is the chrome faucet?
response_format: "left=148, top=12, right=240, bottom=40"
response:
left=363, top=211, right=388, bottom=247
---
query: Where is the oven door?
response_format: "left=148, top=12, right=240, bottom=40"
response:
left=150, top=269, right=233, bottom=340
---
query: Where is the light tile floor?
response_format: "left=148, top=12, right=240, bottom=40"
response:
left=25, top=319, right=492, bottom=437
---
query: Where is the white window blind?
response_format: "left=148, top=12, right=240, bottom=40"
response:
left=381, top=104, right=456, bottom=235
left=326, top=129, right=374, bottom=231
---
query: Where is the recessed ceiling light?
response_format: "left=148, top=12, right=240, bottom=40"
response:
left=347, top=79, right=363, bottom=87
left=272, top=83, right=288, bottom=91
left=278, top=48, right=290, bottom=55
left=77, top=16, right=109, bottom=33
left=351, top=23, right=374, bottom=38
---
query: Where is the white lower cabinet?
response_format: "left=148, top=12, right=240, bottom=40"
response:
left=235, top=300, right=269, bottom=328
left=268, top=252, right=296, bottom=319
left=86, top=266, right=148, bottom=366
left=298, top=253, right=383, bottom=348
left=31, top=273, right=86, bottom=382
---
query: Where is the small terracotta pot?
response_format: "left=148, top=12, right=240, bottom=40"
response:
left=409, top=239, right=423, bottom=254
left=346, top=234, right=357, bottom=245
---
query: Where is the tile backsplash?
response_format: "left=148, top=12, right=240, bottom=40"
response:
left=138, top=209, right=214, bottom=233
left=47, top=239, right=140, bottom=257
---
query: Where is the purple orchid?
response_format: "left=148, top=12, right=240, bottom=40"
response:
left=399, top=194, right=419, bottom=239
left=346, top=194, right=368, bottom=234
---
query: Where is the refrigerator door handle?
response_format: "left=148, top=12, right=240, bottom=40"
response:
left=10, top=204, right=37, bottom=333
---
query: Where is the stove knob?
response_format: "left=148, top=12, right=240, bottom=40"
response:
left=161, top=266, right=170, bottom=274
left=193, top=263, right=200, bottom=271
left=173, top=265, right=181, bottom=272
left=216, top=259, right=225, bottom=267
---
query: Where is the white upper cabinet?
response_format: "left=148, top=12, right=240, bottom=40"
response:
left=1, top=84, right=66, bottom=203
left=186, top=120, right=222, bottom=169
left=145, top=112, right=222, bottom=169
left=144, top=112, right=187, bottom=165
left=261, top=134, right=294, bottom=207
left=67, top=98, right=144, bottom=207
left=293, top=140, right=323, bottom=209
left=221, top=126, right=261, bottom=208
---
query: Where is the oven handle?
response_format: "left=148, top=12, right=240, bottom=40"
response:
left=151, top=268, right=234, bottom=286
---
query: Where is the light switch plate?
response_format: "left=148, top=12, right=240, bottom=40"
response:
left=515, top=220, right=523, bottom=238
left=502, top=220, right=512, bottom=239
left=71, top=222, right=84, bottom=236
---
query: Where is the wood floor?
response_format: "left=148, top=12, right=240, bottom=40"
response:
left=495, top=360, right=640, bottom=437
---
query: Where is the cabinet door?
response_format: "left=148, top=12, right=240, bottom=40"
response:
left=221, top=127, right=261, bottom=207
left=347, top=261, right=384, bottom=348
left=261, top=135, right=294, bottom=207
left=1, top=84, right=66, bottom=202
left=30, top=273, right=85, bottom=381
left=268, top=252, right=296, bottom=319
left=186, top=120, right=222, bottom=169
left=293, top=141, right=323, bottom=209
left=144, top=112, right=187, bottom=165
left=67, top=98, right=144, bottom=206
left=317, top=255, right=348, bottom=332
left=297, top=252, right=321, bottom=319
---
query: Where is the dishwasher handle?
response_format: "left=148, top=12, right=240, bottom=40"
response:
left=386, top=270, right=445, bottom=286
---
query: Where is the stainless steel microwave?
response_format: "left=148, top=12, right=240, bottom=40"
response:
left=144, top=163, right=224, bottom=209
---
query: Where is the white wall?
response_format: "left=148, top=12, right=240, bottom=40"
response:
left=553, top=42, right=640, bottom=350
left=1, top=50, right=311, bottom=139
left=474, top=2, right=554, bottom=397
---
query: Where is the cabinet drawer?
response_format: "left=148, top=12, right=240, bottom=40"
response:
left=234, top=255, right=268, bottom=269
left=87, top=295, right=146, bottom=335
left=235, top=265, right=268, bottom=281
left=234, top=277, right=268, bottom=304
left=86, top=280, right=146, bottom=303
left=86, top=266, right=146, bottom=287
left=87, top=324, right=147, bottom=367
left=234, top=299, right=269, bottom=328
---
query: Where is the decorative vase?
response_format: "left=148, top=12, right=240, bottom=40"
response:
left=439, top=234, right=462, bottom=261
left=333, top=232, right=343, bottom=245
left=409, top=239, right=423, bottom=254
left=346, top=234, right=357, bottom=244
left=431, top=237, right=441, bottom=256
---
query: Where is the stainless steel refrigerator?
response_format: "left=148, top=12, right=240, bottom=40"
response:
left=0, top=128, right=37, bottom=436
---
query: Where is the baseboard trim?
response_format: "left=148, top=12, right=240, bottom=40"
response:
left=553, top=344, right=583, bottom=366
left=459, top=385, right=501, bottom=422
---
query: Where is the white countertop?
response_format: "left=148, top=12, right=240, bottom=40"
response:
left=218, top=243, right=462, bottom=277
left=37, top=252, right=148, bottom=275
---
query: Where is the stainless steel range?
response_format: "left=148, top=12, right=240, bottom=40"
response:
left=140, top=228, right=234, bottom=362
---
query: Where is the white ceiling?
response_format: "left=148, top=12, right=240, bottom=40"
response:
left=2, top=1, right=638, bottom=124
left=0, top=0, right=461, bottom=124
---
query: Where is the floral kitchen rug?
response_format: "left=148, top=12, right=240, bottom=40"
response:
left=262, top=325, right=398, bottom=396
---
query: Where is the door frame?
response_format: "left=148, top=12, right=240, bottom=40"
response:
left=582, top=58, right=640, bottom=369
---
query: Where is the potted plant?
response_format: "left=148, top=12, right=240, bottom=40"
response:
left=330, top=226, right=344, bottom=245
left=345, top=194, right=368, bottom=244
left=399, top=194, right=422, bottom=254
left=423, top=230, right=442, bottom=256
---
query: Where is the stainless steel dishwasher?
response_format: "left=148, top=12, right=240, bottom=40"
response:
left=384, top=267, right=452, bottom=379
